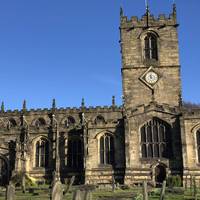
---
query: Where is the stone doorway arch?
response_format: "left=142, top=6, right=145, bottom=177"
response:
left=155, top=164, right=166, bottom=186
left=0, top=156, right=9, bottom=186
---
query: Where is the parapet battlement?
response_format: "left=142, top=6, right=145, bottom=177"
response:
left=120, top=4, right=177, bottom=28
left=0, top=97, right=122, bottom=116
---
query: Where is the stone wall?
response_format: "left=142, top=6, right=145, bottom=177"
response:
left=120, top=9, right=181, bottom=109
left=181, top=109, right=200, bottom=186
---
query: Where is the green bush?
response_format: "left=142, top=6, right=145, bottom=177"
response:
left=167, top=175, right=182, bottom=188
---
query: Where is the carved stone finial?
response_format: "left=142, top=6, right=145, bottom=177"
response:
left=122, top=95, right=125, bottom=106
left=112, top=96, right=116, bottom=107
left=145, top=0, right=150, bottom=28
left=81, top=98, right=85, bottom=108
left=1, top=101, right=4, bottom=112
left=172, top=3, right=177, bottom=24
left=173, top=3, right=177, bottom=16
left=145, top=0, right=150, bottom=14
left=120, top=7, right=124, bottom=17
left=52, top=98, right=56, bottom=109
left=22, top=100, right=27, bottom=111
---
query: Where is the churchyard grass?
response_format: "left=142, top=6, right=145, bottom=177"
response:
left=0, top=185, right=200, bottom=199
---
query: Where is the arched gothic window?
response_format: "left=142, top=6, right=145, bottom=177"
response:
left=144, top=33, right=158, bottom=60
left=141, top=118, right=171, bottom=158
left=35, top=118, right=46, bottom=127
left=0, top=157, right=8, bottom=186
left=68, top=138, right=83, bottom=169
left=196, top=130, right=200, bottom=162
left=9, top=118, right=17, bottom=128
left=95, top=115, right=106, bottom=125
left=100, top=134, right=114, bottom=165
left=64, top=116, right=76, bottom=128
left=35, top=138, right=49, bottom=167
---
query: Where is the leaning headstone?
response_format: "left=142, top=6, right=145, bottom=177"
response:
left=143, top=181, right=148, bottom=200
left=72, top=190, right=82, bottom=200
left=193, top=177, right=197, bottom=200
left=66, top=176, right=75, bottom=193
left=6, top=182, right=15, bottom=200
left=22, top=174, right=26, bottom=193
left=112, top=175, right=115, bottom=192
left=190, top=175, right=193, bottom=192
left=159, top=180, right=166, bottom=200
left=84, top=190, right=93, bottom=200
left=51, top=180, right=63, bottom=200
left=185, top=175, right=188, bottom=189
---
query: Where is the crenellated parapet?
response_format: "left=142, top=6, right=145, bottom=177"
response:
left=120, top=4, right=177, bottom=29
left=0, top=105, right=123, bottom=133
left=182, top=107, right=200, bottom=118
left=0, top=105, right=122, bottom=115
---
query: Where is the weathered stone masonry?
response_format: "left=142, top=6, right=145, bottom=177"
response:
left=0, top=5, right=200, bottom=187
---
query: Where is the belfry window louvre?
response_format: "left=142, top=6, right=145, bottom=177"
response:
left=35, top=138, right=49, bottom=167
left=196, top=130, right=200, bottom=163
left=141, top=118, right=171, bottom=159
left=144, top=33, right=158, bottom=60
left=100, top=134, right=114, bottom=165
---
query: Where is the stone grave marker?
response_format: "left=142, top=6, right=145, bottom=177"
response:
left=73, top=189, right=93, bottom=200
left=84, top=190, right=93, bottom=200
left=6, top=182, right=15, bottom=200
left=22, top=174, right=26, bottom=193
left=143, top=181, right=148, bottom=200
left=73, top=190, right=81, bottom=200
left=65, top=176, right=75, bottom=193
left=51, top=180, right=63, bottom=200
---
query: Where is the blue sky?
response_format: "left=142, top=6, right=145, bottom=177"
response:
left=0, top=0, right=199, bottom=110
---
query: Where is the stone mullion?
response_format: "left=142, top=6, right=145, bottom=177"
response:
left=104, top=136, right=106, bottom=164
left=65, top=135, right=68, bottom=167
left=71, top=141, right=74, bottom=168
left=145, top=124, right=148, bottom=158
left=76, top=140, right=78, bottom=169
left=38, top=141, right=41, bottom=167
left=108, top=136, right=110, bottom=164
left=151, top=122, right=155, bottom=158
left=149, top=36, right=152, bottom=59
left=158, top=124, right=161, bottom=158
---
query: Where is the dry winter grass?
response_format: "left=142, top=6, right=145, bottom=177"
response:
left=0, top=185, right=199, bottom=200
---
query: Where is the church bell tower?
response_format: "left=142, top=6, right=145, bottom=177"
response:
left=120, top=4, right=181, bottom=109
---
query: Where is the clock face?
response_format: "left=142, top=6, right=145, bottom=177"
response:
left=145, top=71, right=158, bottom=84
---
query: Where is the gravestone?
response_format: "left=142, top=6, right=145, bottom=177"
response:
left=51, top=180, right=63, bottom=200
left=84, top=190, right=93, bottom=200
left=112, top=175, right=115, bottom=192
left=73, top=190, right=93, bottom=200
left=22, top=174, right=26, bottom=193
left=143, top=181, right=148, bottom=200
left=159, top=181, right=166, bottom=200
left=73, top=190, right=82, bottom=200
left=6, top=183, right=15, bottom=200
left=66, top=176, right=75, bottom=193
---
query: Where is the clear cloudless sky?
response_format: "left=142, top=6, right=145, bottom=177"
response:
left=0, top=0, right=199, bottom=110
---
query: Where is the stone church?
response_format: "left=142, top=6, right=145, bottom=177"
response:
left=0, top=4, right=199, bottom=187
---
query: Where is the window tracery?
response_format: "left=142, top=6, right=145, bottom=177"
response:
left=196, top=130, right=200, bottom=162
left=35, top=138, right=49, bottom=167
left=99, top=133, right=114, bottom=165
left=67, top=138, right=83, bottom=169
left=144, top=33, right=158, bottom=60
left=141, top=118, right=171, bottom=158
